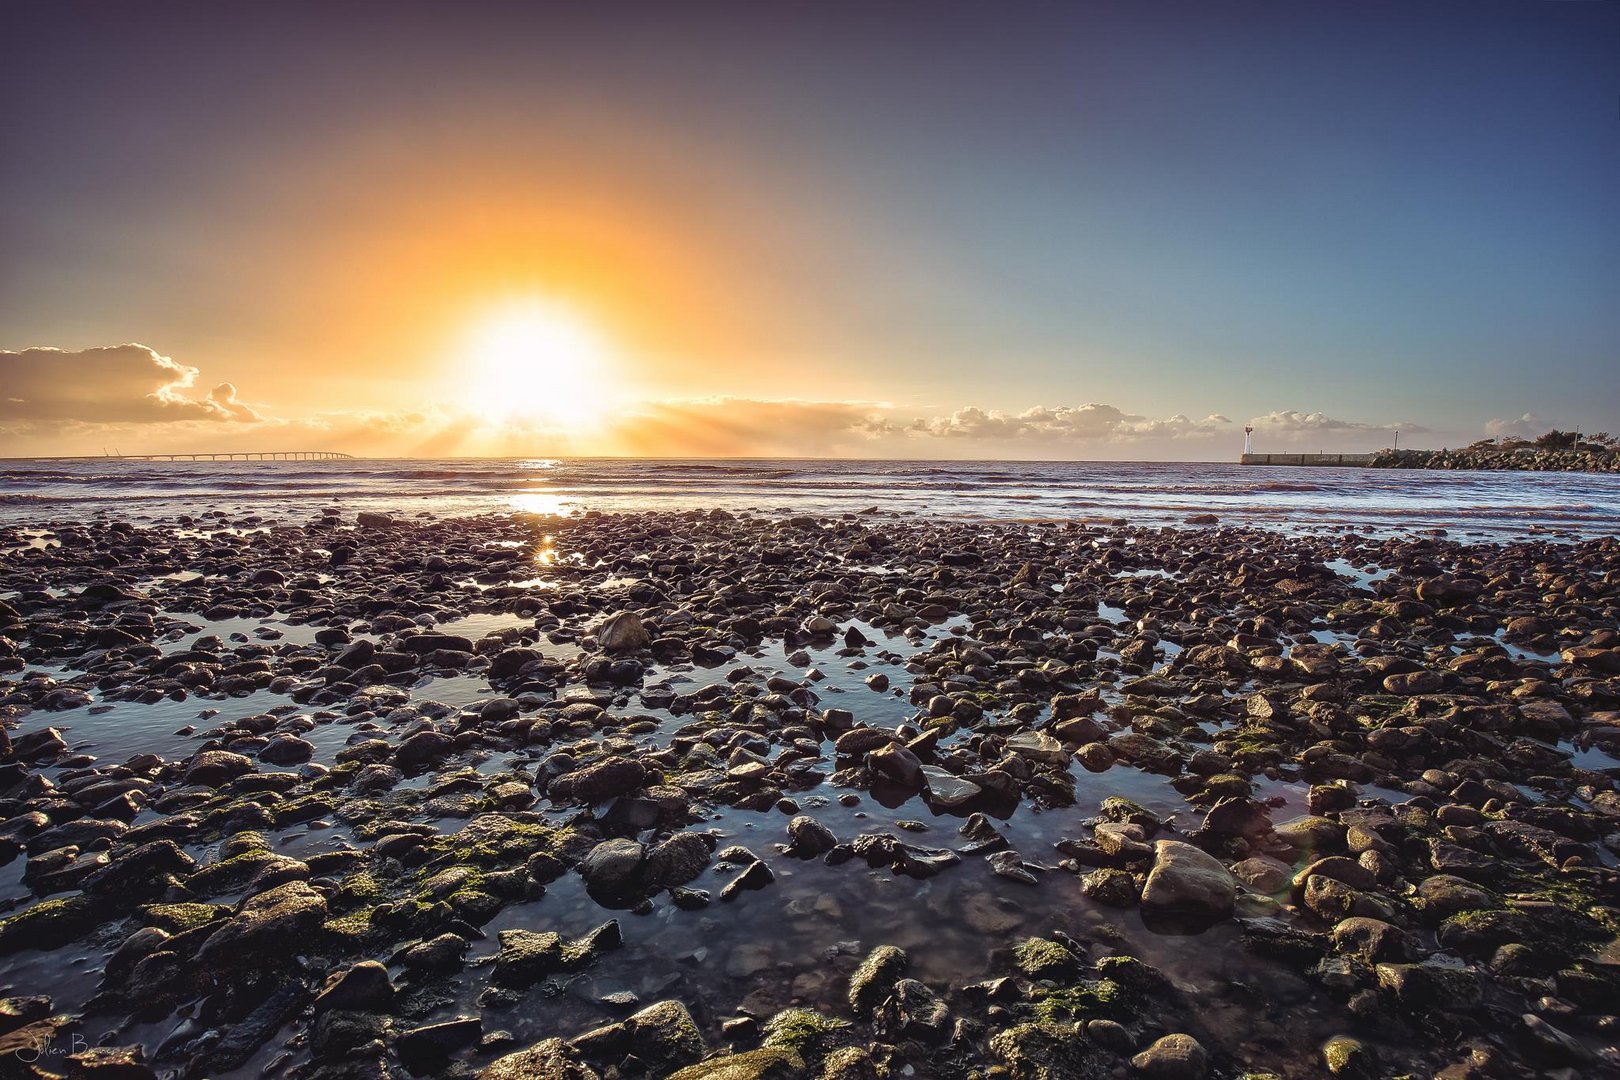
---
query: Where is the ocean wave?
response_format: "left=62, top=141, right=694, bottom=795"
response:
left=3, top=458, right=1618, bottom=539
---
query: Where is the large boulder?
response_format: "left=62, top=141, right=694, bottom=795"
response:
left=627, top=1000, right=705, bottom=1072
left=196, top=881, right=327, bottom=966
left=848, top=944, right=908, bottom=1016
left=1131, top=1033, right=1209, bottom=1079
left=786, top=816, right=838, bottom=857
left=184, top=750, right=255, bottom=787
left=479, top=1038, right=601, bottom=1080
left=1140, top=840, right=1235, bottom=922
left=598, top=612, right=651, bottom=653
left=645, top=832, right=712, bottom=888
left=548, top=759, right=646, bottom=804
left=578, top=839, right=646, bottom=894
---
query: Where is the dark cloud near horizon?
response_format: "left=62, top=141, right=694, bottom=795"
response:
left=0, top=344, right=263, bottom=423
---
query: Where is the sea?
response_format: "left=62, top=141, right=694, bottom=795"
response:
left=3, top=457, right=1619, bottom=540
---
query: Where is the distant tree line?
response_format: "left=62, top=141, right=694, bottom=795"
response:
left=1466, top=429, right=1619, bottom=453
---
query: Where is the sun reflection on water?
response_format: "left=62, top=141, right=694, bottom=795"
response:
left=536, top=533, right=558, bottom=566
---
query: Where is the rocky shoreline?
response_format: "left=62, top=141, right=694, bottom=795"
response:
left=1, top=509, right=1617, bottom=1080
left=1369, top=448, right=1620, bottom=473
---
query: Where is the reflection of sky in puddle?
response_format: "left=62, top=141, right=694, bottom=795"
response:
left=1489, top=630, right=1561, bottom=664
left=1324, top=558, right=1391, bottom=590
left=431, top=611, right=538, bottom=641
left=1097, top=601, right=1128, bottom=624
left=155, top=612, right=328, bottom=651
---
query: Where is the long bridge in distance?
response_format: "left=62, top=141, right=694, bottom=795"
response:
left=5, top=451, right=355, bottom=462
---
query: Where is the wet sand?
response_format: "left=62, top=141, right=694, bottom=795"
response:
left=1, top=509, right=1617, bottom=1079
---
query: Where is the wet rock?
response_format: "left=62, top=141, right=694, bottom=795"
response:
left=626, top=1000, right=705, bottom=1072
left=1384, top=670, right=1443, bottom=695
left=786, top=815, right=838, bottom=856
left=668, top=1048, right=804, bottom=1079
left=989, top=1022, right=1102, bottom=1080
left=1006, top=731, right=1067, bottom=765
left=398, top=932, right=471, bottom=975
left=579, top=838, right=646, bottom=894
left=398, top=1016, right=482, bottom=1069
left=1130, top=1033, right=1209, bottom=1079
left=1415, top=874, right=1496, bottom=920
left=1140, top=840, right=1234, bottom=922
left=1291, top=856, right=1375, bottom=897
left=598, top=612, right=652, bottom=653
left=1375, top=961, right=1484, bottom=1010
left=183, top=749, right=255, bottom=787
left=1331, top=917, right=1410, bottom=963
left=881, top=978, right=950, bottom=1043
left=1271, top=815, right=1345, bottom=855
left=867, top=743, right=925, bottom=788
left=1014, top=937, right=1081, bottom=981
left=1080, top=867, right=1139, bottom=907
left=395, top=730, right=453, bottom=769
left=1230, top=856, right=1291, bottom=894
left=312, top=962, right=394, bottom=1015
left=549, top=759, right=647, bottom=804
left=987, top=849, right=1040, bottom=885
left=260, top=734, right=315, bottom=765
left=479, top=1037, right=601, bottom=1079
left=1518, top=1013, right=1594, bottom=1066
left=84, top=839, right=195, bottom=901
left=719, top=859, right=775, bottom=900
left=196, top=881, right=328, bottom=968
left=1321, top=1035, right=1377, bottom=1078
left=848, top=944, right=908, bottom=1016
left=921, top=765, right=981, bottom=808
left=491, top=930, right=564, bottom=988
left=61, top=1044, right=160, bottom=1078
left=645, top=832, right=712, bottom=888
left=0, top=894, right=110, bottom=954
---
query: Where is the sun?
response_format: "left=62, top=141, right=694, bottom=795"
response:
left=459, top=300, right=611, bottom=428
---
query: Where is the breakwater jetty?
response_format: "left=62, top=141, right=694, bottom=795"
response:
left=1367, top=447, right=1620, bottom=473
left=1240, top=447, right=1620, bottom=473
left=1239, top=452, right=1374, bottom=467
left=3, top=451, right=355, bottom=462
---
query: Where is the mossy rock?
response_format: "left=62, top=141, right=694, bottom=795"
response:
left=336, top=869, right=386, bottom=906
left=1439, top=904, right=1605, bottom=963
left=667, top=1047, right=805, bottom=1079
left=447, top=888, right=504, bottom=924
left=0, top=894, right=110, bottom=954
left=1093, top=954, right=1170, bottom=993
left=1201, top=773, right=1252, bottom=800
left=1031, top=978, right=1128, bottom=1022
left=1098, top=797, right=1157, bottom=828
left=1014, top=938, right=1081, bottom=982
left=422, top=813, right=565, bottom=869
left=761, top=1007, right=848, bottom=1062
left=138, top=902, right=229, bottom=933
left=218, top=830, right=272, bottom=859
left=847, top=945, right=908, bottom=1016
left=989, top=1021, right=1108, bottom=1080
left=186, top=850, right=302, bottom=896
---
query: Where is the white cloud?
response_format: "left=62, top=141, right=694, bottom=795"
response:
left=0, top=344, right=263, bottom=423
left=1484, top=412, right=1543, bottom=440
left=1247, top=410, right=1425, bottom=435
left=907, top=403, right=1231, bottom=441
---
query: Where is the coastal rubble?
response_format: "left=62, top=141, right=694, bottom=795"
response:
left=0, top=510, right=1617, bottom=1078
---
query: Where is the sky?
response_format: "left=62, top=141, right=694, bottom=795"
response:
left=2, top=0, right=1616, bottom=459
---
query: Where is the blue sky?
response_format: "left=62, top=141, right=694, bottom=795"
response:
left=1, top=1, right=1616, bottom=457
